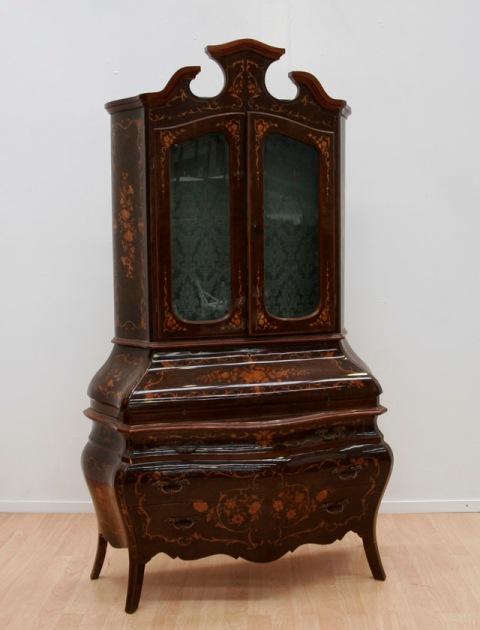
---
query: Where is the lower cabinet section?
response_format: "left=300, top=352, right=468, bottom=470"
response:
left=124, top=448, right=390, bottom=563
left=82, top=415, right=392, bottom=613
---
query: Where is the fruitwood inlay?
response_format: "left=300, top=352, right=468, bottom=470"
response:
left=84, top=40, right=391, bottom=615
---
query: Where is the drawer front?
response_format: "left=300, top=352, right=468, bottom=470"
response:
left=131, top=416, right=379, bottom=459
left=123, top=444, right=391, bottom=509
left=128, top=481, right=385, bottom=561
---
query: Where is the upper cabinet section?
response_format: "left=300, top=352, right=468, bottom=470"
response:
left=105, top=40, right=350, bottom=344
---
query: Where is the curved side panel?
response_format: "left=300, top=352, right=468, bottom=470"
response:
left=87, top=345, right=150, bottom=412
left=81, top=422, right=128, bottom=548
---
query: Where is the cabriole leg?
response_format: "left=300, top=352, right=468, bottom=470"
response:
left=362, top=532, right=386, bottom=581
left=90, top=533, right=108, bottom=580
left=125, top=555, right=146, bottom=614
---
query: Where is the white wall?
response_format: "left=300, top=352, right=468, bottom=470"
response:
left=1, top=0, right=479, bottom=513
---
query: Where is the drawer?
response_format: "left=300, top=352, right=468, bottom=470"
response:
left=131, top=415, right=379, bottom=459
left=128, top=482, right=385, bottom=560
left=123, top=444, right=391, bottom=509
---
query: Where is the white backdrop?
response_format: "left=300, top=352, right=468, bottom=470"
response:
left=1, top=0, right=479, bottom=512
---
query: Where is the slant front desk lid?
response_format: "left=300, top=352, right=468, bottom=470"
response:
left=87, top=339, right=382, bottom=422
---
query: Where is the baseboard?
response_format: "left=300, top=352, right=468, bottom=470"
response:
left=1, top=499, right=479, bottom=514
left=0, top=501, right=95, bottom=514
left=380, top=500, right=480, bottom=514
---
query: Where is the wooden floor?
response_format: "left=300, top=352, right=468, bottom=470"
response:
left=0, top=513, right=479, bottom=629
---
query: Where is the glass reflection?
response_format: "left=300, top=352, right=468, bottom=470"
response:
left=170, top=133, right=231, bottom=322
left=264, top=134, right=320, bottom=318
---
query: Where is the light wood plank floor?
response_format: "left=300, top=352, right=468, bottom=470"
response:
left=0, top=513, right=479, bottom=629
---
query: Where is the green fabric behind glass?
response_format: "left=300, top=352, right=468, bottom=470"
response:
left=264, top=134, right=320, bottom=318
left=170, top=134, right=231, bottom=322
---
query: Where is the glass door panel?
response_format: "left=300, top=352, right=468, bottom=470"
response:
left=154, top=114, right=246, bottom=338
left=264, top=134, right=320, bottom=318
left=170, top=133, right=231, bottom=321
left=248, top=113, right=336, bottom=335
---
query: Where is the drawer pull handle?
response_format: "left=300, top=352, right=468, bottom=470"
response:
left=321, top=500, right=349, bottom=515
left=173, top=442, right=200, bottom=454
left=166, top=517, right=197, bottom=531
left=154, top=479, right=189, bottom=495
left=316, top=426, right=346, bottom=441
left=332, top=465, right=363, bottom=481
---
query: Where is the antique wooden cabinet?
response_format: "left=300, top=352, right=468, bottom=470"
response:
left=82, top=39, right=393, bottom=613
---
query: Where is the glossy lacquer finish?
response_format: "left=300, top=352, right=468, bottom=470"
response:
left=82, top=39, right=392, bottom=614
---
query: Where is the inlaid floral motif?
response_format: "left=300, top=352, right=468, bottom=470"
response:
left=216, top=490, right=264, bottom=531
left=162, top=266, right=188, bottom=333
left=158, top=129, right=185, bottom=193
left=254, top=266, right=279, bottom=332
left=110, top=116, right=148, bottom=334
left=190, top=483, right=311, bottom=533
left=252, top=430, right=274, bottom=447
left=309, top=262, right=331, bottom=328
left=94, top=351, right=146, bottom=402
left=308, top=133, right=332, bottom=196
left=272, top=94, right=338, bottom=127
left=254, top=118, right=279, bottom=181
left=220, top=265, right=244, bottom=331
left=216, top=118, right=241, bottom=168
left=271, top=485, right=310, bottom=527
left=115, top=172, right=137, bottom=279
left=95, top=367, right=123, bottom=403
left=227, top=59, right=262, bottom=109
left=195, top=363, right=306, bottom=391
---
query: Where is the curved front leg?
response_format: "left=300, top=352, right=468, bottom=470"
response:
left=90, top=533, right=108, bottom=580
left=125, top=554, right=146, bottom=614
left=362, top=532, right=386, bottom=581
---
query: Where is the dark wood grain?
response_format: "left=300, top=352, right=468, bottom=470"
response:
left=83, top=39, right=392, bottom=613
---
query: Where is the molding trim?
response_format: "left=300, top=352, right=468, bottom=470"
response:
left=0, top=501, right=95, bottom=514
left=1, top=500, right=479, bottom=514
left=380, top=500, right=480, bottom=514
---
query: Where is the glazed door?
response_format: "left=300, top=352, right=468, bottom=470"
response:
left=247, top=114, right=336, bottom=335
left=154, top=115, right=247, bottom=337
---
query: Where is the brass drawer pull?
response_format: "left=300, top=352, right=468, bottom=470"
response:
left=321, top=500, right=349, bottom=515
left=332, top=464, right=363, bottom=481
left=172, top=442, right=200, bottom=454
left=165, top=517, right=197, bottom=531
left=316, top=425, right=346, bottom=441
left=154, top=479, right=189, bottom=495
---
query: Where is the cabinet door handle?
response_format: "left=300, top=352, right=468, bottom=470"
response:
left=154, top=479, right=189, bottom=495
left=165, top=517, right=197, bottom=530
left=316, top=426, right=346, bottom=441
left=321, top=500, right=349, bottom=515
left=332, top=465, right=363, bottom=481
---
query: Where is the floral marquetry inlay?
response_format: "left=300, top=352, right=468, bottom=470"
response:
left=308, top=133, right=332, bottom=196
left=226, top=59, right=263, bottom=110
left=309, top=262, right=332, bottom=328
left=254, top=118, right=279, bottom=181
left=115, top=172, right=137, bottom=279
left=220, top=264, right=244, bottom=331
left=162, top=266, right=187, bottom=333
left=216, top=118, right=242, bottom=170
left=158, top=129, right=185, bottom=193
left=254, top=266, right=279, bottom=332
